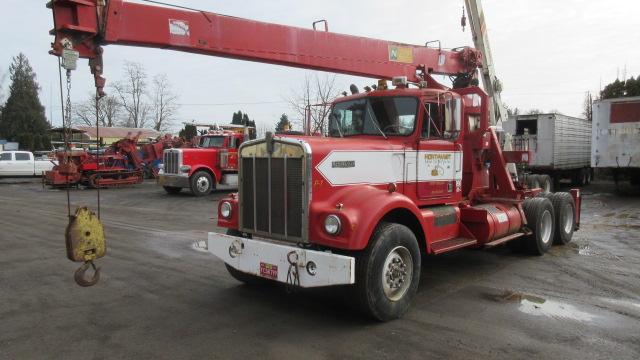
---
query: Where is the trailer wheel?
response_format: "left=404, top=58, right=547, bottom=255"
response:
left=536, top=174, right=553, bottom=193
left=522, top=197, right=555, bottom=255
left=163, top=186, right=182, bottom=194
left=190, top=171, right=213, bottom=196
left=356, top=222, right=421, bottom=321
left=546, top=192, right=575, bottom=245
left=572, top=169, right=586, bottom=186
left=224, top=229, right=267, bottom=285
left=525, top=174, right=540, bottom=190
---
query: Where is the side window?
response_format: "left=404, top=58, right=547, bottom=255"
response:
left=15, top=153, right=30, bottom=161
left=421, top=102, right=445, bottom=138
left=421, top=97, right=461, bottom=140
left=0, top=153, right=12, bottom=161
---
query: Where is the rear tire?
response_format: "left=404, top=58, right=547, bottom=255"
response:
left=356, top=223, right=421, bottom=321
left=163, top=186, right=182, bottom=194
left=190, top=171, right=213, bottom=196
left=522, top=197, right=555, bottom=255
left=545, top=192, right=575, bottom=245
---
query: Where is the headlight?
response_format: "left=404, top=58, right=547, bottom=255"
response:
left=220, top=201, right=232, bottom=218
left=324, top=214, right=341, bottom=235
left=157, top=163, right=164, bottom=170
left=179, top=165, right=191, bottom=173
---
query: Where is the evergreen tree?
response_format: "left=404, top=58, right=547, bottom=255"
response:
left=0, top=54, right=50, bottom=150
left=600, top=79, right=626, bottom=99
left=626, top=76, right=640, bottom=97
left=179, top=124, right=197, bottom=141
left=231, top=110, right=243, bottom=125
left=275, top=113, right=291, bottom=132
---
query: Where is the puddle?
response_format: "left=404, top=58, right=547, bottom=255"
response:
left=191, top=240, right=209, bottom=253
left=492, top=290, right=598, bottom=322
left=599, top=298, right=640, bottom=310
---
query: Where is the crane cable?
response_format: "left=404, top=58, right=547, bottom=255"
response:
left=57, top=57, right=72, bottom=218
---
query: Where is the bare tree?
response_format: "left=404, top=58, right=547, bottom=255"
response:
left=287, top=73, right=340, bottom=134
left=150, top=74, right=178, bottom=132
left=74, top=94, right=120, bottom=127
left=112, top=61, right=149, bottom=128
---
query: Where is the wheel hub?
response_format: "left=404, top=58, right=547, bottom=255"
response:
left=196, top=176, right=209, bottom=192
left=382, top=246, right=413, bottom=301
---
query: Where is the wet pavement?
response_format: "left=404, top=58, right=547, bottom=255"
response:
left=0, top=178, right=638, bottom=359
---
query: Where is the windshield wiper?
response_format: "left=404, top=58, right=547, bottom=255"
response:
left=329, top=115, right=344, bottom=138
left=365, top=103, right=387, bottom=139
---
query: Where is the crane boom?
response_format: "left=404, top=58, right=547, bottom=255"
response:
left=464, top=0, right=507, bottom=126
left=49, top=0, right=482, bottom=95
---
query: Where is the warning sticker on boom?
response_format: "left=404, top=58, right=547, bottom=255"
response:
left=169, top=19, right=190, bottom=36
left=388, top=44, right=413, bottom=63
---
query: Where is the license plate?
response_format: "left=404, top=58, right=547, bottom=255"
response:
left=259, top=262, right=278, bottom=280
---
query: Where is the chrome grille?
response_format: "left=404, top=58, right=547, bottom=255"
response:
left=163, top=150, right=181, bottom=174
left=240, top=145, right=306, bottom=242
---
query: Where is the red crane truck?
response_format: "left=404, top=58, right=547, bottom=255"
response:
left=158, top=129, right=247, bottom=196
left=49, top=0, right=581, bottom=320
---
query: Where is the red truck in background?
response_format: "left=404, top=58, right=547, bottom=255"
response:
left=158, top=126, right=255, bottom=196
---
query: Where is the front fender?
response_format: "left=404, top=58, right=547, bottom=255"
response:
left=309, top=185, right=426, bottom=250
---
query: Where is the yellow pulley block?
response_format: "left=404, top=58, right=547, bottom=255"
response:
left=65, top=207, right=106, bottom=287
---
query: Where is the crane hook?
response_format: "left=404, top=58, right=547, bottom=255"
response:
left=74, top=260, right=101, bottom=287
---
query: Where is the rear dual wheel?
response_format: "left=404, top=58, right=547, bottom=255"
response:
left=521, top=197, right=555, bottom=255
left=539, top=192, right=575, bottom=245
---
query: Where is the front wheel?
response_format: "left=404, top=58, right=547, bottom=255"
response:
left=190, top=171, right=213, bottom=196
left=356, top=223, right=421, bottom=321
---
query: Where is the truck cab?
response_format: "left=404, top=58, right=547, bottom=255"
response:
left=158, top=130, right=248, bottom=196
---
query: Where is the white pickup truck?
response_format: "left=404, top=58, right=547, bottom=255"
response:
left=0, top=151, right=57, bottom=177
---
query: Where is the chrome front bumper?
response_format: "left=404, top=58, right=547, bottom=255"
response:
left=157, top=173, right=189, bottom=188
left=207, top=232, right=355, bottom=287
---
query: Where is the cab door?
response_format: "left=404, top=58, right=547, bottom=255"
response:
left=14, top=152, right=33, bottom=175
left=0, top=152, right=14, bottom=175
left=416, top=95, right=463, bottom=202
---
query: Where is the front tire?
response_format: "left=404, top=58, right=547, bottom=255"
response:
left=356, top=223, right=421, bottom=321
left=190, top=171, right=213, bottom=196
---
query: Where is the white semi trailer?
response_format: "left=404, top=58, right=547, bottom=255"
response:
left=591, top=96, right=640, bottom=187
left=503, top=113, right=592, bottom=192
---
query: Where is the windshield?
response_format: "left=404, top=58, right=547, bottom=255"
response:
left=328, top=97, right=418, bottom=137
left=199, top=136, right=225, bottom=148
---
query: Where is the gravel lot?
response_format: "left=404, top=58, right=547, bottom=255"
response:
left=1, top=178, right=639, bottom=359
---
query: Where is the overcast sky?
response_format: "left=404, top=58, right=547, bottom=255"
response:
left=1, top=0, right=639, bottom=132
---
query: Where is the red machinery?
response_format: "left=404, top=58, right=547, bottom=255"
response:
left=49, top=0, right=581, bottom=320
left=46, top=134, right=145, bottom=188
